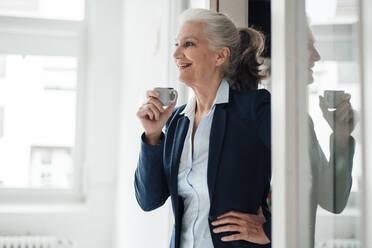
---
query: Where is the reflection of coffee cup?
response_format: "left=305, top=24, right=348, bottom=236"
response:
left=324, top=90, right=345, bottom=108
left=154, top=87, right=178, bottom=106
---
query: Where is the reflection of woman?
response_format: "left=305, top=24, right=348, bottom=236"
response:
left=135, top=8, right=271, bottom=248
left=307, top=29, right=355, bottom=247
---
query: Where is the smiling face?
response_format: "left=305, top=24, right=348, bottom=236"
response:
left=173, top=21, right=224, bottom=87
left=308, top=29, right=321, bottom=84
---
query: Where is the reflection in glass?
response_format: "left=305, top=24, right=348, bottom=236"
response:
left=306, top=0, right=361, bottom=247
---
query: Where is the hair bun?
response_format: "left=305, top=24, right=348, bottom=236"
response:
left=230, top=27, right=265, bottom=90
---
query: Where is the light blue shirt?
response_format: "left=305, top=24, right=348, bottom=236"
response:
left=178, top=79, right=230, bottom=248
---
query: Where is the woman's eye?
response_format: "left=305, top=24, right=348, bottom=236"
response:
left=184, top=41, right=194, bottom=47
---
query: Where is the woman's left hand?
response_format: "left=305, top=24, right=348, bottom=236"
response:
left=319, top=94, right=355, bottom=136
left=211, top=207, right=270, bottom=245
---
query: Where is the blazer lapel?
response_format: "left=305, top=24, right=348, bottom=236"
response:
left=207, top=104, right=227, bottom=206
left=170, top=116, right=190, bottom=197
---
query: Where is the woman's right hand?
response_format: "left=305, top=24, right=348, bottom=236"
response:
left=136, top=90, right=177, bottom=145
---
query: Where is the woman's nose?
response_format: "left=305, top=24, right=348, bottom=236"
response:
left=173, top=46, right=183, bottom=59
left=314, top=48, right=321, bottom=62
left=312, top=46, right=321, bottom=62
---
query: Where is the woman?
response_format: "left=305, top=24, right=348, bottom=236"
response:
left=307, top=27, right=355, bottom=247
left=135, top=8, right=271, bottom=248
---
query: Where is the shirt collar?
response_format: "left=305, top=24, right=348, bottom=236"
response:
left=180, top=78, right=230, bottom=117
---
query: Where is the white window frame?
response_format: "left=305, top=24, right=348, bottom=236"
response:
left=0, top=12, right=87, bottom=203
left=271, top=0, right=311, bottom=247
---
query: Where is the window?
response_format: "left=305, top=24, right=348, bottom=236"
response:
left=307, top=0, right=361, bottom=246
left=0, top=0, right=84, bottom=20
left=0, top=1, right=85, bottom=200
left=0, top=55, right=77, bottom=189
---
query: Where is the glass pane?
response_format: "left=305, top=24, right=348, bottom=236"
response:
left=0, top=55, right=77, bottom=189
left=0, top=0, right=84, bottom=20
left=306, top=0, right=361, bottom=247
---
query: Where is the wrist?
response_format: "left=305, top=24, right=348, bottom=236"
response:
left=332, top=132, right=351, bottom=149
left=144, top=132, right=162, bottom=145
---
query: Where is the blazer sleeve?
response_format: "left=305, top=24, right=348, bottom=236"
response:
left=309, top=117, right=355, bottom=213
left=134, top=108, right=180, bottom=212
left=134, top=132, right=169, bottom=211
left=263, top=219, right=271, bottom=242
left=253, top=89, right=271, bottom=149
left=254, top=89, right=271, bottom=241
left=262, top=200, right=272, bottom=241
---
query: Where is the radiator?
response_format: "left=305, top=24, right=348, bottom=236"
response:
left=317, top=239, right=360, bottom=248
left=0, top=236, right=75, bottom=248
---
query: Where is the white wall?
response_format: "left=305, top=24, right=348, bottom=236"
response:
left=116, top=0, right=176, bottom=247
left=0, top=0, right=122, bottom=247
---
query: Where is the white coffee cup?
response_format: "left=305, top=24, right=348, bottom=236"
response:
left=324, top=90, right=345, bottom=108
left=154, top=87, right=178, bottom=106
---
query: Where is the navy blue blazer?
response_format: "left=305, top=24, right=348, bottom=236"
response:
left=134, top=87, right=271, bottom=248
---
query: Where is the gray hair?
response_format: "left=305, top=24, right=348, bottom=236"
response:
left=178, top=8, right=240, bottom=81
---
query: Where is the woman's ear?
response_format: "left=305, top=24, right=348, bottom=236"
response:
left=216, top=47, right=230, bottom=67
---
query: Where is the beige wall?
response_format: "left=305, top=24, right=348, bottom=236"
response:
left=211, top=0, right=248, bottom=27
